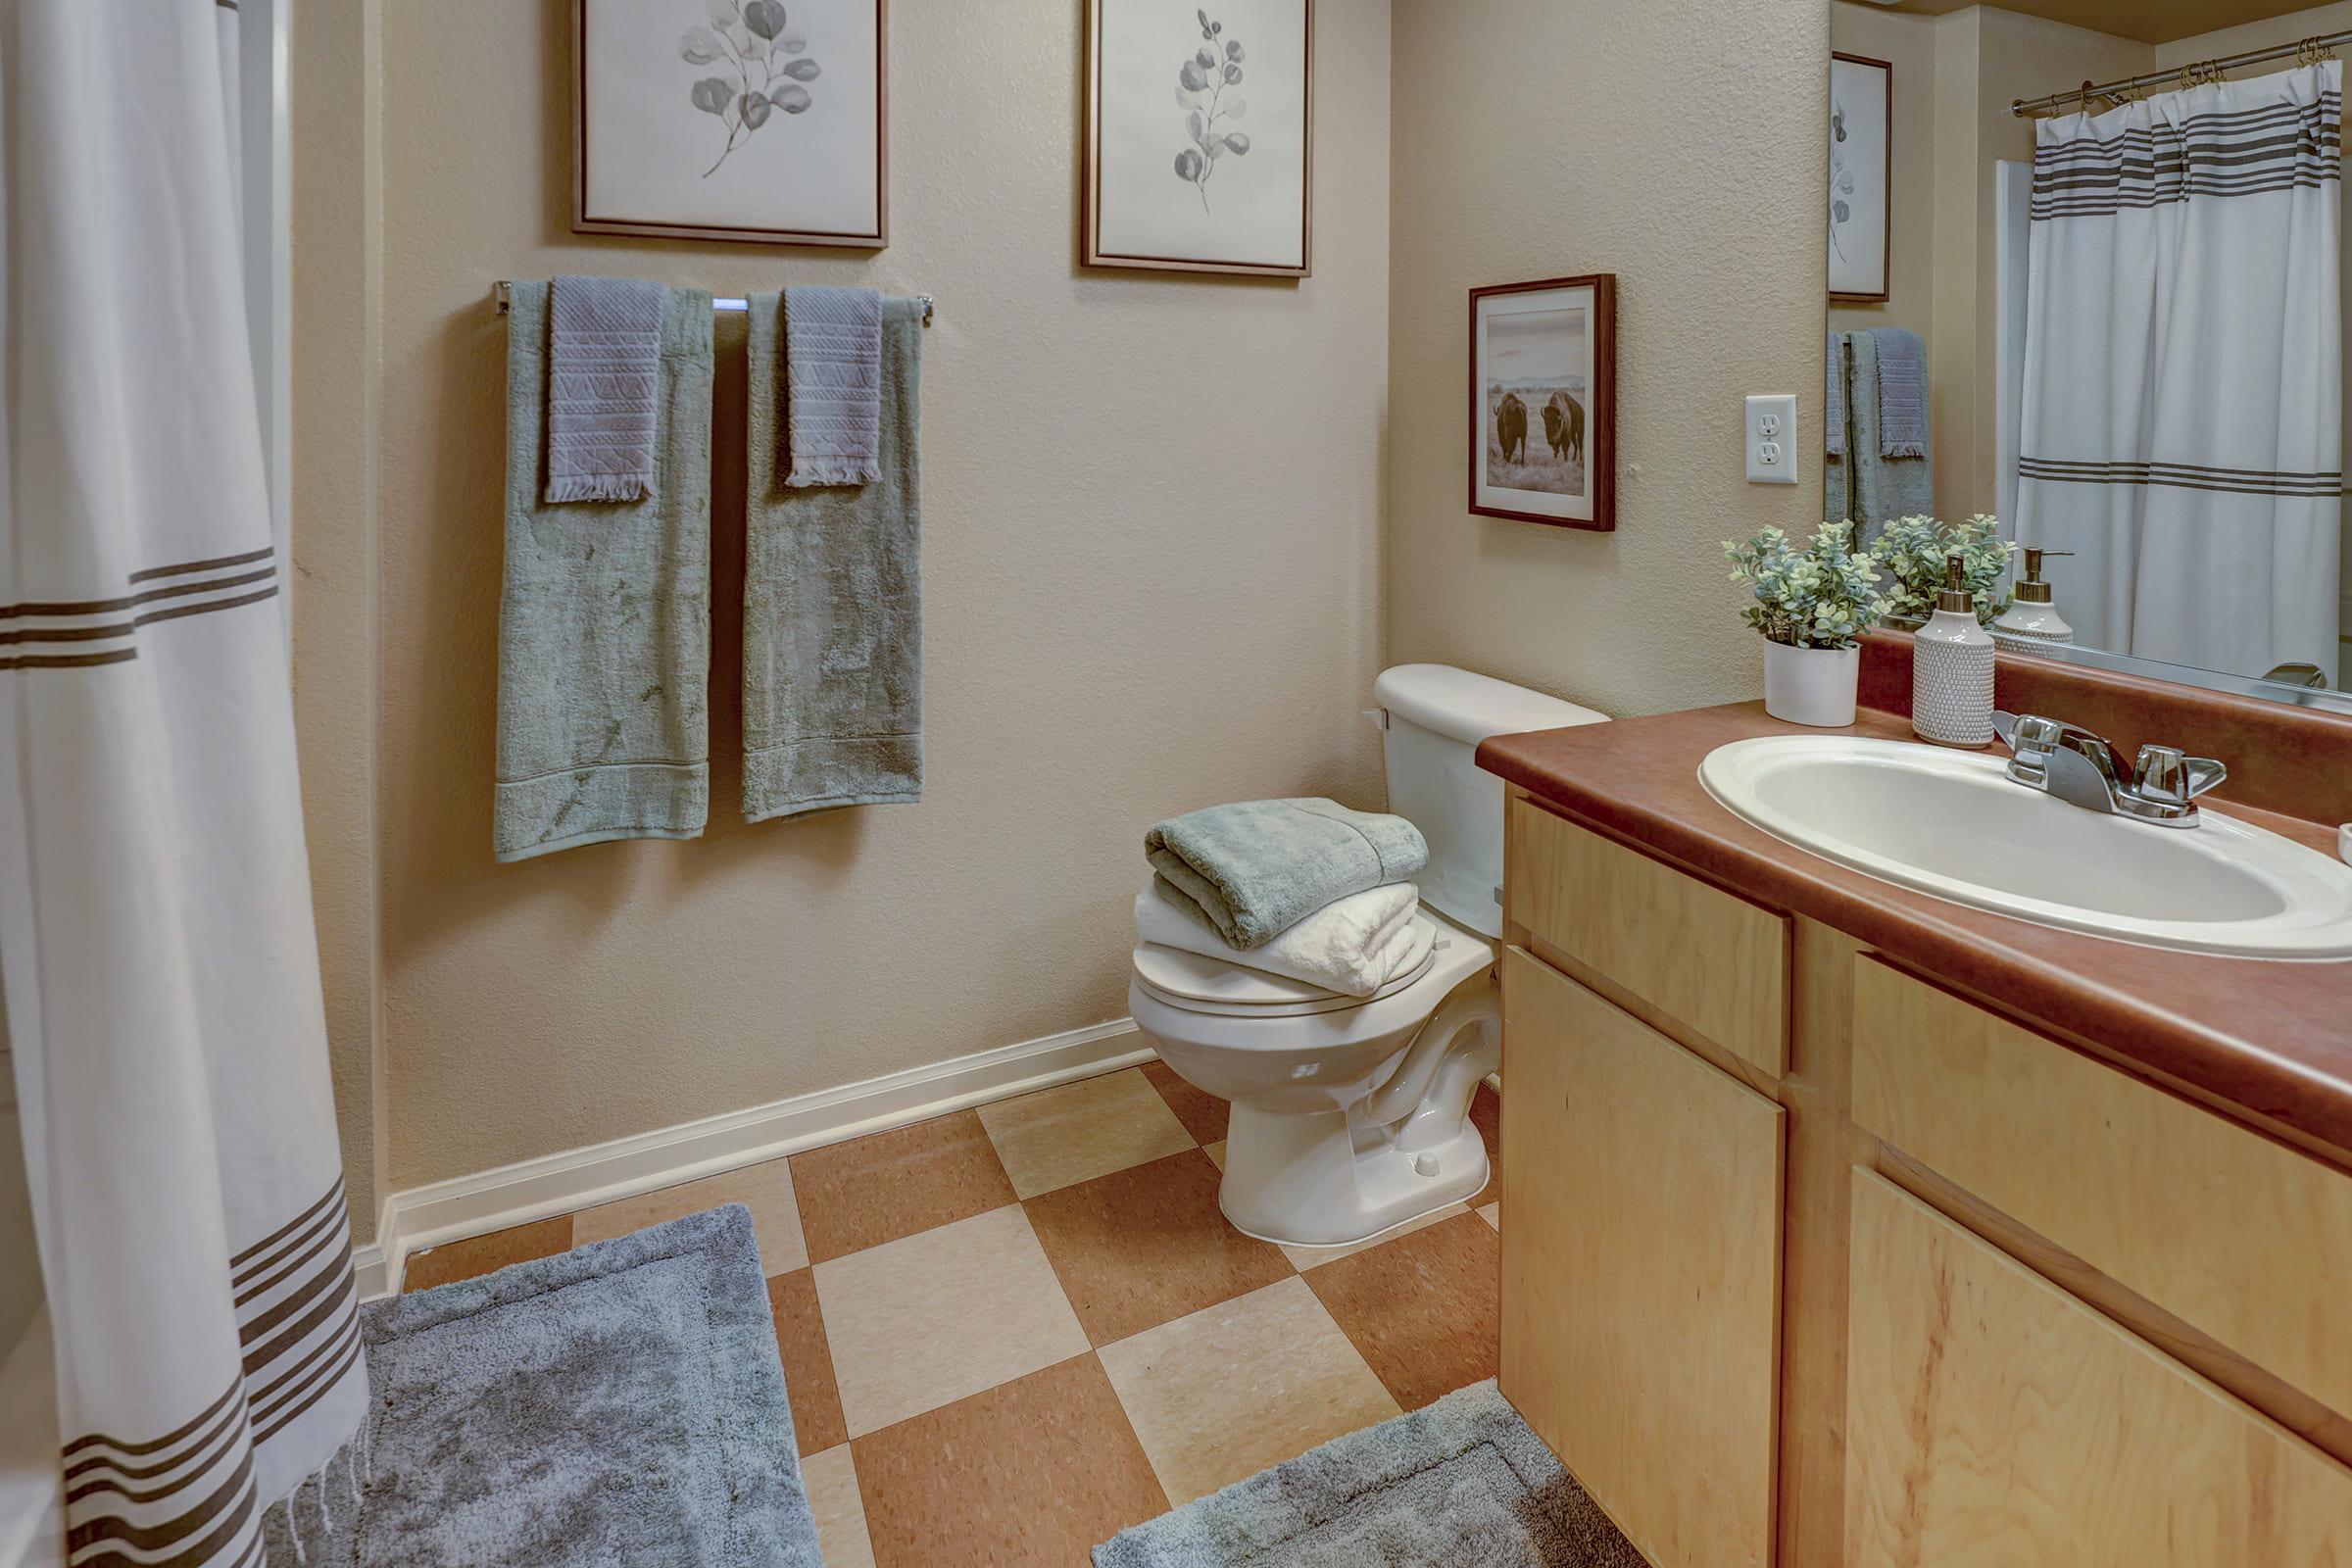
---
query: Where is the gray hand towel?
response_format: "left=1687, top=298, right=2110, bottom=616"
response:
left=1825, top=331, right=1847, bottom=461
left=496, top=280, right=714, bottom=861
left=743, top=293, right=922, bottom=822
left=545, top=275, right=666, bottom=503
left=1870, top=326, right=1929, bottom=460
left=1845, top=330, right=1934, bottom=547
left=783, top=285, right=883, bottom=487
left=1146, top=799, right=1430, bottom=952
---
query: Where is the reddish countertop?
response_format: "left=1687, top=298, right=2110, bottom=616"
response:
left=1478, top=702, right=2352, bottom=1164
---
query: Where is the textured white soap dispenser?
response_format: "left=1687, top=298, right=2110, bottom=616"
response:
left=1913, top=554, right=1994, bottom=747
left=1993, top=547, right=2074, bottom=646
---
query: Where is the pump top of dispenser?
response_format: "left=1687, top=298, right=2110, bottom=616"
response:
left=1936, top=553, right=1974, bottom=615
left=2013, top=548, right=2071, bottom=606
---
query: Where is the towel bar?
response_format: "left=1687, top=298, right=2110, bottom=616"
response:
left=491, top=280, right=932, bottom=327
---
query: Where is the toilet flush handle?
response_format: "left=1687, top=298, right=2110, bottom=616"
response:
left=1365, top=708, right=1389, bottom=731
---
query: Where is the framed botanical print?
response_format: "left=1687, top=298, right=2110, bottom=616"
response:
left=574, top=0, right=888, bottom=249
left=1468, top=275, right=1617, bottom=531
left=1829, top=52, right=1891, bottom=301
left=1084, top=0, right=1312, bottom=277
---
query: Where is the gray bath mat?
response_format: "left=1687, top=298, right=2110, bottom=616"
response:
left=1093, top=1380, right=1643, bottom=1567
left=288, top=1204, right=819, bottom=1567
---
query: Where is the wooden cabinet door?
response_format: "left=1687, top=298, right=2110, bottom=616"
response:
left=1845, top=1170, right=2352, bottom=1567
left=1500, top=947, right=1785, bottom=1568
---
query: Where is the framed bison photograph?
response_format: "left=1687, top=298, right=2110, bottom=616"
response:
left=1469, top=275, right=1616, bottom=530
left=1084, top=0, right=1313, bottom=276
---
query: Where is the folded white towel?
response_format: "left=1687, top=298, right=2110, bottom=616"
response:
left=1134, top=877, right=1421, bottom=998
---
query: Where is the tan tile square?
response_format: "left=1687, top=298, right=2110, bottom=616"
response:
left=1479, top=1201, right=1499, bottom=1230
left=802, top=1446, right=875, bottom=1568
left=572, top=1156, right=808, bottom=1273
left=1278, top=1203, right=1469, bottom=1271
left=852, top=1355, right=1166, bottom=1568
left=1141, top=1059, right=1230, bottom=1146
left=1024, top=1150, right=1295, bottom=1347
left=1098, top=1277, right=1400, bottom=1505
left=1202, top=1141, right=1226, bottom=1171
left=400, top=1215, right=572, bottom=1293
left=791, top=1111, right=1017, bottom=1264
left=767, top=1269, right=847, bottom=1455
left=814, top=1204, right=1088, bottom=1438
left=1304, top=1212, right=1500, bottom=1411
left=975, top=1068, right=1195, bottom=1200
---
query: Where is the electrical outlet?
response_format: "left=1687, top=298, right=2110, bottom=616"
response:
left=1746, top=394, right=1798, bottom=485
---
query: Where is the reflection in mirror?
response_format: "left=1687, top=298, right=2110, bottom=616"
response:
left=1824, top=1, right=2349, bottom=710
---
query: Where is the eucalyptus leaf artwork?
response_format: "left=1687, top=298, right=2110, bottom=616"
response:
left=1173, top=9, right=1252, bottom=214
left=1085, top=0, right=1310, bottom=276
left=1827, top=53, right=1890, bottom=300
left=683, top=0, right=820, bottom=179
left=576, top=0, right=885, bottom=247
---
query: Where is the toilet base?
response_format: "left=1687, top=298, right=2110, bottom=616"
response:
left=1216, top=1102, right=1492, bottom=1249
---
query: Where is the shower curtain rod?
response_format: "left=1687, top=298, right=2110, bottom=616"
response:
left=491, top=279, right=933, bottom=326
left=2012, top=29, right=2349, bottom=117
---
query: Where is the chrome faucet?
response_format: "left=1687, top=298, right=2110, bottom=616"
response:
left=1989, top=710, right=2227, bottom=828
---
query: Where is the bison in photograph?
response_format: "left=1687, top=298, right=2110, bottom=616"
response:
left=1544, top=389, right=1585, bottom=465
left=1496, top=392, right=1528, bottom=464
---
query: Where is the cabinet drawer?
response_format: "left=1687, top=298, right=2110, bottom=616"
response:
left=1505, top=798, right=1788, bottom=1076
left=1852, top=956, right=2352, bottom=1423
left=1846, top=1171, right=2352, bottom=1565
left=1500, top=948, right=1782, bottom=1568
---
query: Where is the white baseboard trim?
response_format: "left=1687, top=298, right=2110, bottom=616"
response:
left=358, top=1017, right=1149, bottom=1298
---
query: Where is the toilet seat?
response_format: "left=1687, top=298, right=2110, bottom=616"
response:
left=1130, top=915, right=1439, bottom=1018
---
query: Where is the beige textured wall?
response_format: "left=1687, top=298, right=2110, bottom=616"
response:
left=1384, top=0, right=1831, bottom=716
left=291, top=0, right=387, bottom=1239
left=298, top=0, right=1395, bottom=1195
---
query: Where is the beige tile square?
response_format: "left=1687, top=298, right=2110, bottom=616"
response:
left=1479, top=1201, right=1499, bottom=1230
left=1202, top=1141, right=1226, bottom=1171
left=976, top=1069, right=1197, bottom=1200
left=814, top=1204, right=1089, bottom=1438
left=571, top=1156, right=808, bottom=1274
left=802, top=1446, right=875, bottom=1568
left=1278, top=1203, right=1469, bottom=1272
left=1098, top=1276, right=1400, bottom=1505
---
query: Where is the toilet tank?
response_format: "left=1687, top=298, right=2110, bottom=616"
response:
left=1373, top=664, right=1608, bottom=939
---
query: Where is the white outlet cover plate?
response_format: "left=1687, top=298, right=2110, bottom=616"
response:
left=1746, top=394, right=1798, bottom=485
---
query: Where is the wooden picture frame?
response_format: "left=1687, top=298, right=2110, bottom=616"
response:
left=1083, top=0, right=1313, bottom=277
left=573, top=0, right=889, bottom=250
left=1468, top=275, right=1617, bottom=532
left=1829, top=52, right=1891, bottom=303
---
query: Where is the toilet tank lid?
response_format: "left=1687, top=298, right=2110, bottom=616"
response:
left=1374, top=664, right=1607, bottom=745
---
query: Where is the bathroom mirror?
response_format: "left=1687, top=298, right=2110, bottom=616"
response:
left=1822, top=0, right=2352, bottom=712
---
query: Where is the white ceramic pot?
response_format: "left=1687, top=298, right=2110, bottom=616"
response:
left=1761, top=640, right=1859, bottom=728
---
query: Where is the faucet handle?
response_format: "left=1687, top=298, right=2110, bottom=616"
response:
left=1992, top=710, right=2065, bottom=756
left=2132, top=744, right=2226, bottom=806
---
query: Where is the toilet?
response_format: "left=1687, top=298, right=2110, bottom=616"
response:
left=1130, top=664, right=1607, bottom=1248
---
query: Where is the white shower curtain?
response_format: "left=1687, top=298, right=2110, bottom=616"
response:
left=0, top=3, right=366, bottom=1565
left=2016, top=62, right=2342, bottom=678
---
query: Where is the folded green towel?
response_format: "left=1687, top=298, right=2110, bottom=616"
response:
left=1146, top=799, right=1429, bottom=951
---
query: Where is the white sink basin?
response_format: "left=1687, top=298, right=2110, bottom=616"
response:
left=1698, top=735, right=2352, bottom=959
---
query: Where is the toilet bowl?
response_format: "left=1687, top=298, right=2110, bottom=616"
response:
left=1130, top=908, right=1499, bottom=1247
left=1131, top=663, right=1608, bottom=1249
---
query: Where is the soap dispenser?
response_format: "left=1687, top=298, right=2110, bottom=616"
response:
left=1993, top=548, right=2074, bottom=647
left=1913, top=554, right=1994, bottom=747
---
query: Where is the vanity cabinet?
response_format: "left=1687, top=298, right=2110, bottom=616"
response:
left=1846, top=1170, right=2352, bottom=1565
left=1498, top=790, right=2352, bottom=1568
left=1498, top=948, right=1782, bottom=1568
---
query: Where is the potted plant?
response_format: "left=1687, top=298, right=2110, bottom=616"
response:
left=1871, top=514, right=2016, bottom=630
left=1724, top=519, right=1888, bottom=727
